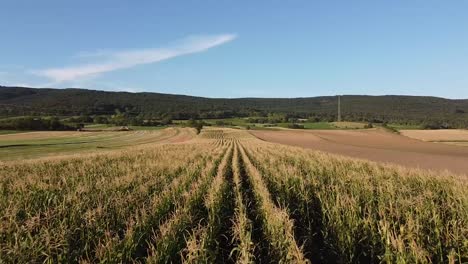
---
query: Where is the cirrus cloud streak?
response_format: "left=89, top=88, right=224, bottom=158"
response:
left=34, top=34, right=236, bottom=83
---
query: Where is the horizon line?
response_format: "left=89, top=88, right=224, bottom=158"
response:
left=1, top=85, right=467, bottom=101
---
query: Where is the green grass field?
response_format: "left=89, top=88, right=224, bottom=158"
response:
left=200, top=119, right=355, bottom=130
left=276, top=121, right=335, bottom=129
left=0, top=130, right=27, bottom=135
left=0, top=127, right=191, bottom=160
left=175, top=118, right=437, bottom=133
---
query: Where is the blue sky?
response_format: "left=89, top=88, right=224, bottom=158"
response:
left=1, top=1, right=467, bottom=98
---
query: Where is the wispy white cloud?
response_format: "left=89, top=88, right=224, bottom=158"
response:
left=34, top=34, right=236, bottom=83
left=73, top=49, right=114, bottom=59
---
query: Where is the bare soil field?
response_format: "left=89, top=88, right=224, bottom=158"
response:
left=250, top=128, right=468, bottom=175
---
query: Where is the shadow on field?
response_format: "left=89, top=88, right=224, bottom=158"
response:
left=237, top=151, right=274, bottom=263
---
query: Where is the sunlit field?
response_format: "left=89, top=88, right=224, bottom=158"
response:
left=0, top=128, right=466, bottom=263
left=401, top=129, right=468, bottom=147
left=0, top=127, right=194, bottom=160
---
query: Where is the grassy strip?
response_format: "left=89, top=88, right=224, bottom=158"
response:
left=238, top=143, right=309, bottom=263
left=0, top=130, right=27, bottom=135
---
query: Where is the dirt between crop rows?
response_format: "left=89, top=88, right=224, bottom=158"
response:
left=250, top=128, right=468, bottom=176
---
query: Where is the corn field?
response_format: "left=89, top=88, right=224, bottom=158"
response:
left=0, top=128, right=467, bottom=263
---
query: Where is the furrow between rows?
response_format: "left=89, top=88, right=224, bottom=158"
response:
left=238, top=142, right=310, bottom=263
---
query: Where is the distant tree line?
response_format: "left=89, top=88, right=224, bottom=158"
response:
left=0, top=117, right=74, bottom=131
left=62, top=110, right=174, bottom=127
left=1, top=86, right=468, bottom=129
left=0, top=113, right=175, bottom=131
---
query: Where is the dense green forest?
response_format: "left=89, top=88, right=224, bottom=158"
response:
left=1, top=86, right=468, bottom=128
left=0, top=116, right=74, bottom=131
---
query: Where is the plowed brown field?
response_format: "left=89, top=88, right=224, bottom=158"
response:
left=250, top=128, right=468, bottom=175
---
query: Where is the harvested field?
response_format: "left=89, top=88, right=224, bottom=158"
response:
left=0, top=127, right=195, bottom=160
left=330, top=121, right=366, bottom=129
left=250, top=128, right=468, bottom=175
left=401, top=129, right=468, bottom=147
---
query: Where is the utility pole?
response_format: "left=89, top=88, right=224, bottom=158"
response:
left=337, top=95, right=341, bottom=122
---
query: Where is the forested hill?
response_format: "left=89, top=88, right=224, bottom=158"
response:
left=1, top=86, right=468, bottom=126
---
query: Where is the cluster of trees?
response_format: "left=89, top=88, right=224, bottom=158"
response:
left=245, top=113, right=307, bottom=124
left=287, top=123, right=305, bottom=129
left=106, top=110, right=173, bottom=126
left=0, top=117, right=74, bottom=131
left=186, top=119, right=205, bottom=134
left=421, top=121, right=453, bottom=129
left=0, top=110, right=176, bottom=131
left=62, top=110, right=174, bottom=127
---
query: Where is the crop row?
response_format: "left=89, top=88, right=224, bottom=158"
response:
left=243, top=139, right=467, bottom=263
left=0, top=128, right=466, bottom=263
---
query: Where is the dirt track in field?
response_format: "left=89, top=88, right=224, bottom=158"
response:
left=250, top=128, right=468, bottom=175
